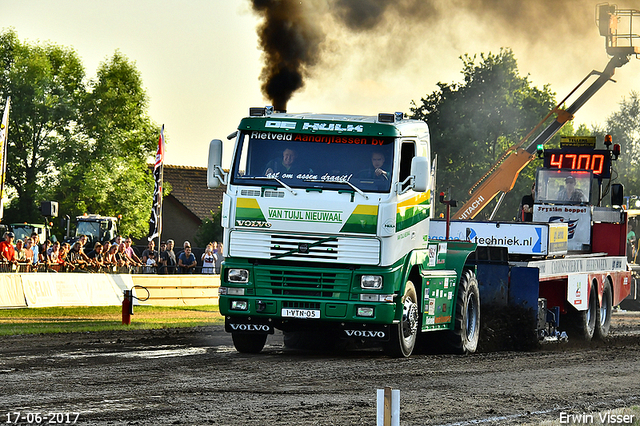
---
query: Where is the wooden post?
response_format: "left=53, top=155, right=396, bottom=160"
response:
left=377, top=387, right=400, bottom=426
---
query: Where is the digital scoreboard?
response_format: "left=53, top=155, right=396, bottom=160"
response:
left=542, top=149, right=612, bottom=179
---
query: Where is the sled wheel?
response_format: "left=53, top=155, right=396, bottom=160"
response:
left=231, top=332, right=267, bottom=354
left=594, top=279, right=613, bottom=340
left=445, top=269, right=480, bottom=354
left=566, top=282, right=597, bottom=341
left=384, top=281, right=419, bottom=357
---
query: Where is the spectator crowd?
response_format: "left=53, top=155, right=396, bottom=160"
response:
left=0, top=231, right=224, bottom=275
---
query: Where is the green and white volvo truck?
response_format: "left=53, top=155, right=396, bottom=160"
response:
left=207, top=107, right=631, bottom=357
left=208, top=108, right=482, bottom=357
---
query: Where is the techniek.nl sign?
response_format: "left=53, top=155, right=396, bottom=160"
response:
left=428, top=220, right=548, bottom=255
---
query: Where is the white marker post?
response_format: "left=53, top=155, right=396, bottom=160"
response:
left=377, top=387, right=400, bottom=426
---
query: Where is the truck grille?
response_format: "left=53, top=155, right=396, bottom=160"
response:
left=254, top=267, right=352, bottom=299
left=229, top=231, right=380, bottom=265
left=282, top=301, right=321, bottom=309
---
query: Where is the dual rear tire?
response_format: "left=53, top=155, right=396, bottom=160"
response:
left=566, top=279, right=612, bottom=341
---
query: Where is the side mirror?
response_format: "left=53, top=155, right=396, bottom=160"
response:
left=411, top=157, right=429, bottom=192
left=207, top=139, right=224, bottom=189
left=611, top=183, right=624, bottom=206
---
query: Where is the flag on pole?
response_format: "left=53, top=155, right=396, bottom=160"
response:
left=148, top=125, right=164, bottom=241
left=0, top=97, right=11, bottom=222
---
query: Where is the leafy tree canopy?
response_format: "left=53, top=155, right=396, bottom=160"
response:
left=593, top=91, right=640, bottom=207
left=410, top=48, right=589, bottom=219
left=0, top=29, right=159, bottom=238
left=194, top=207, right=223, bottom=248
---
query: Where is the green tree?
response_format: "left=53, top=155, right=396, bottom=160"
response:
left=0, top=29, right=85, bottom=223
left=53, top=52, right=158, bottom=238
left=410, top=48, right=557, bottom=219
left=594, top=91, right=640, bottom=206
left=0, top=29, right=158, bottom=238
left=195, top=207, right=223, bottom=248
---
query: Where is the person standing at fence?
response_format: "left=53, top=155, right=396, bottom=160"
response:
left=178, top=245, right=197, bottom=274
left=0, top=233, right=18, bottom=270
left=87, top=242, right=105, bottom=270
left=142, top=240, right=157, bottom=265
left=103, top=244, right=118, bottom=268
left=68, top=242, right=92, bottom=270
left=59, top=243, right=75, bottom=272
left=23, top=239, right=34, bottom=270
left=15, top=239, right=26, bottom=262
left=30, top=233, right=40, bottom=267
left=37, top=240, right=51, bottom=270
left=124, top=238, right=143, bottom=265
left=47, top=241, right=61, bottom=265
left=201, top=243, right=215, bottom=274
left=160, top=239, right=177, bottom=274
left=215, top=242, right=224, bottom=274
left=145, top=251, right=158, bottom=273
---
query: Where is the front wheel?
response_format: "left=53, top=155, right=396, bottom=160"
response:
left=594, top=280, right=613, bottom=340
left=445, top=269, right=480, bottom=354
left=384, top=281, right=419, bottom=357
left=231, top=333, right=267, bottom=354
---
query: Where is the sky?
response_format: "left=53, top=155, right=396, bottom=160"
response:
left=1, top=0, right=639, bottom=169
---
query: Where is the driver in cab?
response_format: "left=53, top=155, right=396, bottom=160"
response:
left=358, top=151, right=389, bottom=180
left=558, top=175, right=586, bottom=202
left=265, top=147, right=297, bottom=175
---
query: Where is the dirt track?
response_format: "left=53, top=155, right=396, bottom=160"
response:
left=1, top=312, right=640, bottom=425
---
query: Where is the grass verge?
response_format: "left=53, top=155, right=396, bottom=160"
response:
left=0, top=305, right=223, bottom=336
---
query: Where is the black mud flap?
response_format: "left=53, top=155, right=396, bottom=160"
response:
left=225, top=317, right=275, bottom=334
left=340, top=324, right=391, bottom=341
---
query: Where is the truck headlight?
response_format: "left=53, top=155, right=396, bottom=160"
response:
left=356, top=307, right=375, bottom=317
left=228, top=268, right=249, bottom=283
left=361, top=275, right=383, bottom=289
left=230, top=300, right=248, bottom=311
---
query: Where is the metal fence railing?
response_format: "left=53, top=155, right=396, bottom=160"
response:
left=0, top=262, right=220, bottom=275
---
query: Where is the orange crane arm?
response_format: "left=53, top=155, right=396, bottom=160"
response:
left=452, top=148, right=534, bottom=220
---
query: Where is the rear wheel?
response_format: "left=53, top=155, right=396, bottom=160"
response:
left=384, top=281, right=419, bottom=357
left=231, top=333, right=267, bottom=354
left=445, top=270, right=480, bottom=354
left=594, top=280, right=613, bottom=340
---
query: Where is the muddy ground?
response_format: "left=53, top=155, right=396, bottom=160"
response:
left=2, top=312, right=640, bottom=425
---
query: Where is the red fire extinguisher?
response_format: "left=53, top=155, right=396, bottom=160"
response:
left=122, top=289, right=134, bottom=325
left=122, top=286, right=149, bottom=325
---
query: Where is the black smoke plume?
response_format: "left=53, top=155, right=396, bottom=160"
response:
left=251, top=0, right=323, bottom=111
left=251, top=0, right=600, bottom=110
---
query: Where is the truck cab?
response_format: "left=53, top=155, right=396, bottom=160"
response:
left=68, top=215, right=119, bottom=247
left=9, top=223, right=52, bottom=244
left=208, top=108, right=478, bottom=356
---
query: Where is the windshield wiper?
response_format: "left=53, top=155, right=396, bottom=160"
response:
left=271, top=236, right=338, bottom=260
left=302, top=179, right=368, bottom=200
left=242, top=175, right=297, bottom=196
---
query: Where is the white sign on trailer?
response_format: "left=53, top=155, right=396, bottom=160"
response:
left=429, top=220, right=567, bottom=256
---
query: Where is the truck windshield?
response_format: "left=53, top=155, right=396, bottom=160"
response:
left=11, top=226, right=35, bottom=241
left=536, top=169, right=592, bottom=205
left=76, top=221, right=100, bottom=239
left=231, top=131, right=395, bottom=193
